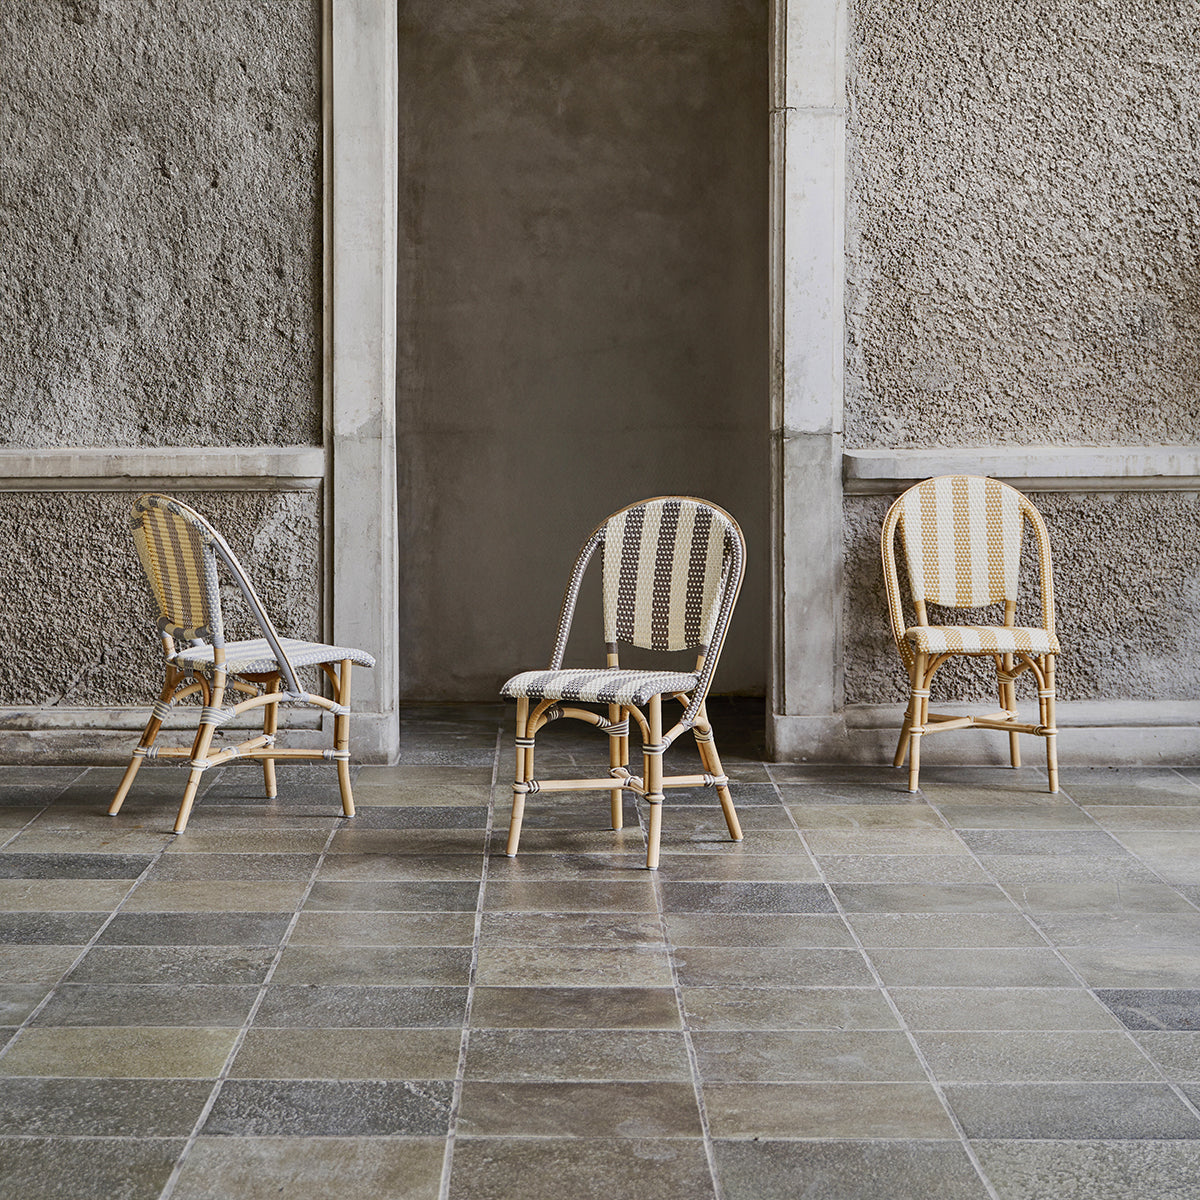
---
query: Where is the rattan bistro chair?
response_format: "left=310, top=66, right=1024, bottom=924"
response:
left=109, top=494, right=375, bottom=832
left=501, top=497, right=746, bottom=870
left=882, top=475, right=1060, bottom=794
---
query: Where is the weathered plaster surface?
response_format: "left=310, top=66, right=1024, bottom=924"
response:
left=0, top=2, right=322, bottom=447
left=0, top=491, right=321, bottom=706
left=845, top=491, right=1200, bottom=705
left=845, top=1, right=1200, bottom=448
left=398, top=0, right=769, bottom=699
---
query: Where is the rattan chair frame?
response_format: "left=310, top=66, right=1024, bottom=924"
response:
left=881, top=475, right=1059, bottom=794
left=109, top=494, right=374, bottom=832
left=502, top=496, right=746, bottom=870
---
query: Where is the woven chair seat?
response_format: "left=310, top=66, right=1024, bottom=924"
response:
left=501, top=667, right=700, bottom=707
left=904, top=626, right=1059, bottom=655
left=176, top=637, right=376, bottom=676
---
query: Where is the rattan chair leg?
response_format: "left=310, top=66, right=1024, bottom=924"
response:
left=999, top=653, right=1020, bottom=768
left=644, top=694, right=665, bottom=870
left=110, top=674, right=177, bottom=816
left=1043, top=656, right=1059, bottom=794
left=694, top=703, right=742, bottom=842
left=334, top=660, right=355, bottom=817
left=262, top=675, right=280, bottom=800
left=506, top=697, right=530, bottom=857
left=907, top=653, right=929, bottom=793
left=175, top=674, right=226, bottom=833
left=893, top=697, right=915, bottom=769
left=608, top=702, right=624, bottom=830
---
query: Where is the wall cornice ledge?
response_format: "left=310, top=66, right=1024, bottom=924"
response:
left=844, top=445, right=1200, bottom=494
left=0, top=446, right=326, bottom=491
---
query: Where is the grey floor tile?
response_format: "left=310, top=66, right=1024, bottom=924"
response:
left=664, top=912, right=853, bottom=947
left=654, top=853, right=820, bottom=881
left=976, top=854, right=1161, bottom=885
left=0, top=1025, right=238, bottom=1077
left=0, top=984, right=52, bottom=1025
left=714, top=1139, right=992, bottom=1200
left=705, top=1081, right=955, bottom=1138
left=692, top=1029, right=926, bottom=1082
left=464, top=1029, right=692, bottom=1082
left=122, top=880, right=308, bottom=912
left=478, top=910, right=664, bottom=947
left=289, top=911, right=475, bottom=946
left=316, top=852, right=483, bottom=881
left=659, top=881, right=835, bottom=914
left=682, top=985, right=898, bottom=1031
left=6, top=828, right=174, bottom=855
left=1056, top=767, right=1200, bottom=806
left=272, top=944, right=472, bottom=986
left=303, top=879, right=480, bottom=911
left=868, top=947, right=1077, bottom=988
left=253, top=984, right=467, bottom=1028
left=0, top=1076, right=212, bottom=1135
left=168, top=829, right=334, bottom=855
left=203, top=1078, right=454, bottom=1136
left=0, top=879, right=133, bottom=911
left=785, top=803, right=947, bottom=830
left=818, top=854, right=994, bottom=883
left=328, top=828, right=488, bottom=856
left=457, top=1080, right=702, bottom=1137
left=847, top=912, right=1044, bottom=948
left=1009, top=881, right=1196, bottom=915
left=806, top=828, right=970, bottom=856
left=229, top=1027, right=462, bottom=1080
left=934, top=803, right=1097, bottom=829
left=146, top=852, right=320, bottom=881
left=0, top=910, right=109, bottom=944
left=33, top=982, right=259, bottom=1027
left=349, top=804, right=490, bottom=828
left=913, top=1030, right=1160, bottom=1082
left=0, top=766, right=86, bottom=804
left=0, top=944, right=85, bottom=985
left=974, top=1138, right=1200, bottom=1200
left=470, top=986, right=681, bottom=1030
left=448, top=1137, right=715, bottom=1200
left=474, top=944, right=673, bottom=987
left=171, top=1136, right=445, bottom=1200
left=1095, top=989, right=1200, bottom=1031
left=483, top=879, right=658, bottom=913
left=0, top=852, right=153, bottom=879
left=1111, top=832, right=1200, bottom=886
left=1084, top=806, right=1200, bottom=832
left=945, top=1082, right=1200, bottom=1140
left=673, top=945, right=874, bottom=987
left=65, top=943, right=276, bottom=986
left=97, top=911, right=292, bottom=946
left=0, top=1136, right=185, bottom=1200
left=486, top=852, right=652, bottom=881
left=1132, top=1032, right=1200, bottom=1081
left=960, top=829, right=1131, bottom=856
left=890, top=987, right=1121, bottom=1032
left=833, top=883, right=1017, bottom=913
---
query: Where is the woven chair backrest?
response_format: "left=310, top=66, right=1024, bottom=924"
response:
left=895, top=475, right=1026, bottom=608
left=599, top=497, right=742, bottom=653
left=131, top=494, right=226, bottom=643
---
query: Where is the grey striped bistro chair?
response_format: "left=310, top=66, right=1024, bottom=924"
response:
left=882, top=475, right=1060, bottom=794
left=501, top=496, right=746, bottom=870
left=109, top=494, right=375, bottom=833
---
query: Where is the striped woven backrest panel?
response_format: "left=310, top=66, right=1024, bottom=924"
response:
left=897, top=475, right=1024, bottom=608
left=130, top=495, right=223, bottom=641
left=601, top=498, right=733, bottom=652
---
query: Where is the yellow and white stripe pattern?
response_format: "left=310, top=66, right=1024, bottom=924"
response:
left=897, top=475, right=1023, bottom=607
left=904, top=625, right=1060, bottom=655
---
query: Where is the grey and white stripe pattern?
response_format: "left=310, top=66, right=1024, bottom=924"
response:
left=175, top=637, right=376, bottom=676
left=601, top=498, right=731, bottom=652
left=501, top=667, right=700, bottom=707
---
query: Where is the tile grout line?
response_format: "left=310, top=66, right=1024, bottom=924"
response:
left=437, top=725, right=503, bottom=1200
left=777, top=794, right=1004, bottom=1200
left=920, top=779, right=1200, bottom=1128
left=643, top=803, right=727, bottom=1200
left=156, top=816, right=344, bottom=1200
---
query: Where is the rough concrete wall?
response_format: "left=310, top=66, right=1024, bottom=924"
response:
left=398, top=1, right=769, bottom=699
left=845, top=491, right=1200, bottom=705
left=0, top=2, right=322, bottom=447
left=0, top=491, right=321, bottom=706
left=845, top=0, right=1200, bottom=448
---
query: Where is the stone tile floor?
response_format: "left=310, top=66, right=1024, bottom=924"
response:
left=2, top=700, right=1200, bottom=1198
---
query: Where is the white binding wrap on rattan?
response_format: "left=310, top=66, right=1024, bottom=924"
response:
left=501, top=668, right=700, bottom=707
left=174, top=638, right=375, bottom=677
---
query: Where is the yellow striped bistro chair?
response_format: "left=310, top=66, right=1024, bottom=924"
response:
left=501, top=496, right=746, bottom=870
left=881, top=475, right=1060, bottom=794
left=109, top=494, right=375, bottom=832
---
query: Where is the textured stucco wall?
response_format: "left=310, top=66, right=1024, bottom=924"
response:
left=397, top=1, right=769, bottom=699
left=0, top=2, right=322, bottom=447
left=845, top=491, right=1200, bottom=705
left=0, top=490, right=322, bottom=707
left=845, top=0, right=1200, bottom=448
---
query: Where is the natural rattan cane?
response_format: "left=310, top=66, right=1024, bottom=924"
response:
left=110, top=494, right=375, bottom=832
left=500, top=497, right=746, bottom=869
left=881, top=475, right=1060, bottom=793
